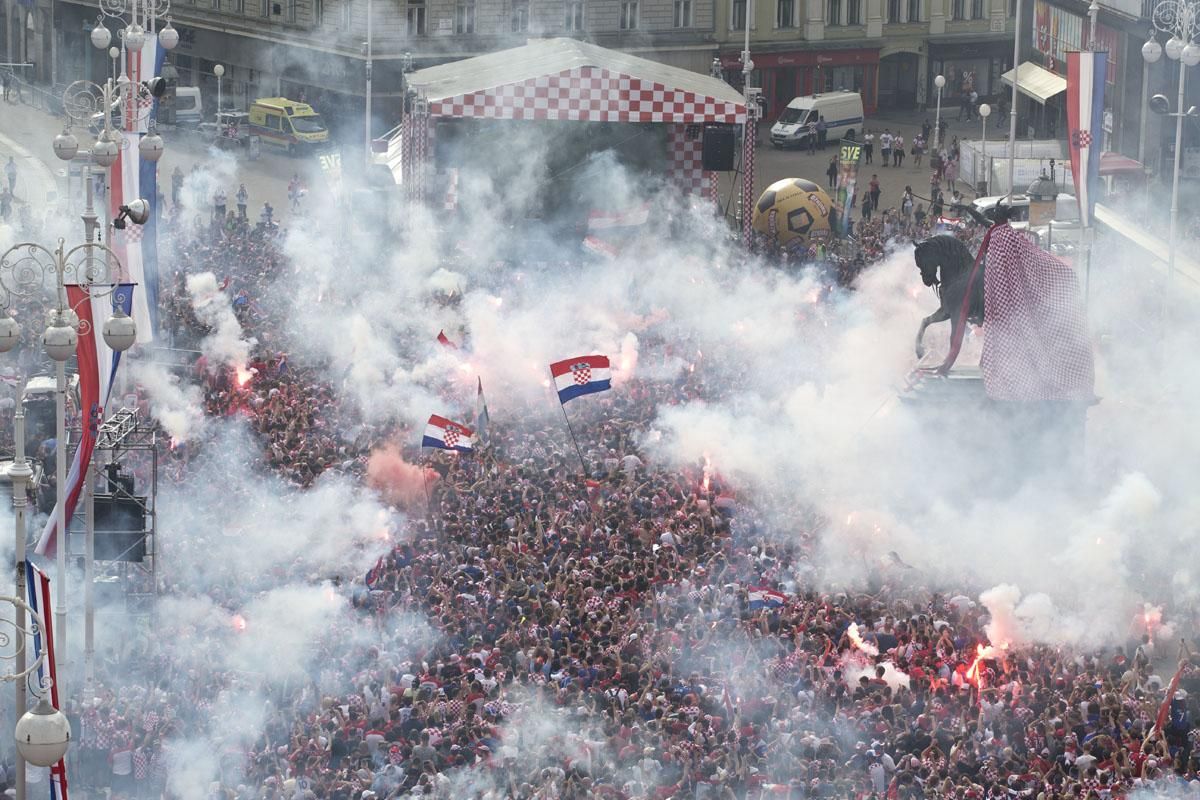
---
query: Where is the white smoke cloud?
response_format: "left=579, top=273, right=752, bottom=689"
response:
left=186, top=271, right=253, bottom=368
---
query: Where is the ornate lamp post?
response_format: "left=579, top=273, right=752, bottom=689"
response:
left=0, top=238, right=139, bottom=731
left=1142, top=0, right=1200, bottom=286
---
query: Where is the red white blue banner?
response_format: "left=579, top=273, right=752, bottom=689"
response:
left=422, top=415, right=475, bottom=452
left=25, top=563, right=69, bottom=800
left=1066, top=50, right=1107, bottom=228
left=36, top=286, right=135, bottom=557
left=549, top=355, right=612, bottom=404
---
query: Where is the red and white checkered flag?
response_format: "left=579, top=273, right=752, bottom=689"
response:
left=979, top=224, right=1095, bottom=402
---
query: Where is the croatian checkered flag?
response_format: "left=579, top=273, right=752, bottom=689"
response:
left=1066, top=51, right=1107, bottom=228
left=979, top=224, right=1095, bottom=402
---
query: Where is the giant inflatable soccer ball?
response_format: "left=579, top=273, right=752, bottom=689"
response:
left=752, top=178, right=835, bottom=251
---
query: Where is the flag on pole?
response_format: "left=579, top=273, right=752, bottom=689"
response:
left=421, top=415, right=475, bottom=452
left=365, top=558, right=384, bottom=590
left=1066, top=51, right=1107, bottom=228
left=436, top=330, right=459, bottom=350
left=1153, top=662, right=1187, bottom=733
left=549, top=355, right=611, bottom=404
left=25, top=562, right=69, bottom=800
left=36, top=286, right=135, bottom=557
left=107, top=39, right=166, bottom=343
left=475, top=377, right=490, bottom=443
left=747, top=586, right=787, bottom=610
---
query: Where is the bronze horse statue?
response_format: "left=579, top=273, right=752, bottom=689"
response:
left=912, top=234, right=983, bottom=360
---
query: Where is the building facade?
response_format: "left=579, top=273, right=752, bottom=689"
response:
left=51, top=0, right=722, bottom=139
left=714, top=0, right=1017, bottom=118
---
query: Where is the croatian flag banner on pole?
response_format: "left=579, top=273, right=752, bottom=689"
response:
left=107, top=36, right=165, bottom=343
left=36, top=285, right=136, bottom=557
left=422, top=415, right=475, bottom=452
left=1066, top=50, right=1107, bottom=228
left=26, top=562, right=69, bottom=800
left=747, top=586, right=787, bottom=610
left=550, top=355, right=612, bottom=404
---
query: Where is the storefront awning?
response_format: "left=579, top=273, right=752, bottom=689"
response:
left=1000, top=62, right=1067, bottom=105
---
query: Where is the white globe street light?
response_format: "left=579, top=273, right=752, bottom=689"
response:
left=90, top=21, right=112, bottom=50
left=159, top=19, right=179, bottom=50
left=15, top=696, right=71, bottom=768
left=1143, top=37, right=1163, bottom=62
left=52, top=130, right=79, bottom=162
left=978, top=103, right=992, bottom=196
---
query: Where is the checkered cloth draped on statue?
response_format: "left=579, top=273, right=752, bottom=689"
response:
left=979, top=224, right=1094, bottom=402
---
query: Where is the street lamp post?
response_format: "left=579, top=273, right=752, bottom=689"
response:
left=0, top=237, right=133, bottom=800
left=933, top=74, right=946, bottom=151
left=0, top=581, right=72, bottom=800
left=979, top=103, right=992, bottom=195
left=1142, top=0, right=1200, bottom=286
left=214, top=63, right=225, bottom=119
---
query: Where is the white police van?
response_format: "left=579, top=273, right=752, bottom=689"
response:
left=769, top=91, right=864, bottom=149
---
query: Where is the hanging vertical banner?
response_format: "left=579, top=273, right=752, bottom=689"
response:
left=1066, top=50, right=1107, bottom=228
left=836, top=140, right=862, bottom=235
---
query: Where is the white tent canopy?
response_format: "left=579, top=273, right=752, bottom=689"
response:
left=405, top=37, right=746, bottom=109
left=1001, top=62, right=1067, bottom=105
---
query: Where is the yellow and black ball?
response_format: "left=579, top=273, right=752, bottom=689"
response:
left=752, top=178, right=835, bottom=251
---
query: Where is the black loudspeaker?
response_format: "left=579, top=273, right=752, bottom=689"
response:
left=433, top=122, right=461, bottom=170
left=701, top=124, right=737, bottom=171
left=93, top=495, right=147, bottom=562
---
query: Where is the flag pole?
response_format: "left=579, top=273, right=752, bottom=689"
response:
left=552, top=374, right=589, bottom=475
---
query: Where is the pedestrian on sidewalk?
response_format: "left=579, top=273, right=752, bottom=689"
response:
left=921, top=119, right=931, bottom=143
left=236, top=184, right=248, bottom=218
left=912, top=134, right=925, bottom=168
left=863, top=130, right=874, bottom=164
left=816, top=116, right=827, bottom=150
left=806, top=120, right=818, bottom=154
left=171, top=167, right=183, bottom=207
left=892, top=133, right=905, bottom=167
left=880, top=130, right=893, bottom=167
left=869, top=173, right=881, bottom=211
left=288, top=174, right=301, bottom=210
left=5, top=157, right=16, bottom=196
left=0, top=188, right=11, bottom=221
left=213, top=188, right=227, bottom=222
left=826, top=156, right=838, bottom=190
left=2, top=71, right=13, bottom=104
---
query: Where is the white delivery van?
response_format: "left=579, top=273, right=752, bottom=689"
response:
left=174, top=86, right=204, bottom=127
left=769, top=91, right=864, bottom=149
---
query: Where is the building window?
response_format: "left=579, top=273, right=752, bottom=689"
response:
left=286, top=0, right=296, bottom=21
left=951, top=0, right=964, bottom=18
left=260, top=0, right=269, bottom=17
left=314, top=0, right=324, bottom=23
left=970, top=0, right=982, bottom=16
left=907, top=0, right=919, bottom=20
left=233, top=0, right=244, bottom=12
left=731, top=0, right=746, bottom=29
left=620, top=0, right=637, bottom=27
left=847, top=0, right=861, bottom=22
left=886, top=0, right=899, bottom=21
left=673, top=0, right=692, bottom=26
left=826, top=0, right=840, bottom=23
left=777, top=0, right=795, bottom=26
left=211, top=0, right=219, bottom=10
left=456, top=0, right=475, bottom=32
left=1009, top=0, right=1015, bottom=14
left=564, top=0, right=584, bottom=29
left=512, top=0, right=529, bottom=29
left=341, top=0, right=351, bottom=27
left=407, top=0, right=426, bottom=33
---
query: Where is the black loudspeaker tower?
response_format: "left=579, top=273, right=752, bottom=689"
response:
left=701, top=124, right=737, bottom=172
left=93, top=495, right=147, bottom=562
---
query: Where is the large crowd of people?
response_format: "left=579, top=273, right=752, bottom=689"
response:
left=2, top=174, right=1197, bottom=800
